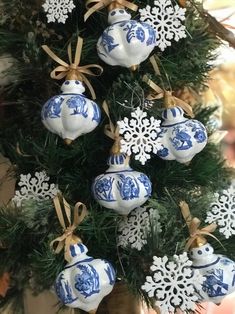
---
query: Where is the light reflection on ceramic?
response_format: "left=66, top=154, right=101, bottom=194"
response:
left=55, top=242, right=115, bottom=312
left=92, top=153, right=152, bottom=215
left=157, top=106, right=207, bottom=163
left=190, top=243, right=235, bottom=304
left=41, top=80, right=101, bottom=142
left=97, top=8, right=156, bottom=68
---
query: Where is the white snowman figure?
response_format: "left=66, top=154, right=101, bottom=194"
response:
left=190, top=241, right=235, bottom=304
left=97, top=8, right=156, bottom=69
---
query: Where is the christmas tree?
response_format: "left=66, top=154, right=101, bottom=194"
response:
left=0, top=0, right=235, bottom=313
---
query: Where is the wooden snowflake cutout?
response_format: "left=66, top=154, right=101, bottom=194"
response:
left=139, top=0, right=186, bottom=51
left=142, top=253, right=204, bottom=314
left=117, top=107, right=162, bottom=165
left=118, top=207, right=161, bottom=251
left=12, top=171, right=58, bottom=206
left=42, top=0, right=75, bottom=23
left=206, top=185, right=235, bottom=239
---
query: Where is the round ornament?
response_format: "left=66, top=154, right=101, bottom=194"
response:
left=41, top=80, right=101, bottom=144
left=97, top=8, right=156, bottom=69
left=190, top=242, right=235, bottom=304
left=92, top=153, right=152, bottom=215
left=55, top=242, right=116, bottom=312
left=157, top=106, right=207, bottom=163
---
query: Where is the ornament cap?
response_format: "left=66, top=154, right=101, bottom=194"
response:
left=189, top=235, right=207, bottom=249
left=108, top=8, right=131, bottom=24
left=108, top=2, right=125, bottom=11
left=64, top=138, right=73, bottom=145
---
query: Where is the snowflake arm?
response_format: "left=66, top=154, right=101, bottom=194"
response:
left=139, top=0, right=186, bottom=51
left=142, top=252, right=204, bottom=313
left=42, top=0, right=76, bottom=24
left=205, top=186, right=235, bottom=239
left=12, top=171, right=58, bottom=206
left=117, top=107, right=162, bottom=165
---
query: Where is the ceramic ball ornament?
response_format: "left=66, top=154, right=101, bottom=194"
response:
left=55, top=242, right=116, bottom=313
left=97, top=8, right=156, bottom=69
left=157, top=106, right=207, bottom=163
left=190, top=240, right=235, bottom=304
left=41, top=79, right=101, bottom=144
left=92, top=153, right=152, bottom=215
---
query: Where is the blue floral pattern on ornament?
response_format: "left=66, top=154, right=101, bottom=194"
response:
left=143, top=22, right=156, bottom=46
left=138, top=174, right=152, bottom=197
left=66, top=96, right=88, bottom=117
left=202, top=269, right=229, bottom=298
left=75, top=264, right=100, bottom=298
left=94, top=177, right=115, bottom=201
left=42, top=96, right=64, bottom=119
left=157, top=147, right=169, bottom=158
left=104, top=261, right=116, bottom=285
left=55, top=274, right=78, bottom=304
left=171, top=126, right=193, bottom=150
left=136, top=27, right=145, bottom=42
left=117, top=174, right=140, bottom=200
left=92, top=102, right=101, bottom=123
left=101, top=27, right=119, bottom=53
left=187, top=121, right=207, bottom=144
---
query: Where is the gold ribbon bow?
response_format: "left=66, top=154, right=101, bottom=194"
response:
left=143, top=56, right=195, bottom=118
left=50, top=194, right=88, bottom=262
left=84, top=0, right=138, bottom=21
left=102, top=100, right=121, bottom=154
left=179, top=201, right=220, bottom=251
left=42, top=37, right=103, bottom=100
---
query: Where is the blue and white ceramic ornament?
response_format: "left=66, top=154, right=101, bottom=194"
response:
left=41, top=80, right=101, bottom=144
left=97, top=8, right=156, bottom=69
left=190, top=242, right=235, bottom=304
left=92, top=153, right=152, bottom=215
left=157, top=106, right=207, bottom=163
left=55, top=242, right=116, bottom=313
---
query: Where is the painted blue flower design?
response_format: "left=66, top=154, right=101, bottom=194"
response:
left=66, top=96, right=88, bottom=117
left=138, top=174, right=152, bottom=197
left=55, top=274, right=77, bottom=304
left=194, top=129, right=207, bottom=143
left=117, top=174, right=140, bottom=200
left=136, top=27, right=145, bottom=42
left=202, top=269, right=228, bottom=298
left=157, top=147, right=169, bottom=158
left=122, top=21, right=138, bottom=43
left=171, top=126, right=192, bottom=150
left=92, top=102, right=101, bottom=123
left=143, top=23, right=156, bottom=46
left=42, top=96, right=64, bottom=119
left=94, top=177, right=115, bottom=201
left=75, top=264, right=100, bottom=298
left=104, top=261, right=116, bottom=285
left=101, top=28, right=119, bottom=53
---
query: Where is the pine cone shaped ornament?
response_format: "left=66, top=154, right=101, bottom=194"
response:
left=157, top=106, right=207, bottom=163
left=55, top=242, right=116, bottom=313
left=92, top=153, right=152, bottom=215
left=190, top=241, right=235, bottom=304
left=41, top=80, right=101, bottom=144
left=97, top=8, right=156, bottom=69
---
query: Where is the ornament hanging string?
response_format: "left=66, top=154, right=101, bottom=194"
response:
left=102, top=101, right=122, bottom=154
left=179, top=201, right=222, bottom=251
left=143, top=56, right=195, bottom=118
left=42, top=37, right=103, bottom=100
left=51, top=194, right=88, bottom=262
left=84, top=0, right=138, bottom=21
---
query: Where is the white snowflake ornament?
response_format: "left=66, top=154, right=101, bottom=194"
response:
left=139, top=0, right=187, bottom=51
left=142, top=253, right=204, bottom=314
left=117, top=107, right=162, bottom=165
left=206, top=186, right=235, bottom=239
left=118, top=207, right=161, bottom=251
left=12, top=171, right=58, bottom=206
left=42, top=0, right=75, bottom=24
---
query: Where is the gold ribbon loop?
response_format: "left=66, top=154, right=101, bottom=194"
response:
left=143, top=56, right=195, bottom=118
left=102, top=101, right=121, bottom=154
left=179, top=201, right=221, bottom=251
left=84, top=0, right=138, bottom=21
left=51, top=194, right=88, bottom=262
left=42, top=37, right=103, bottom=100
